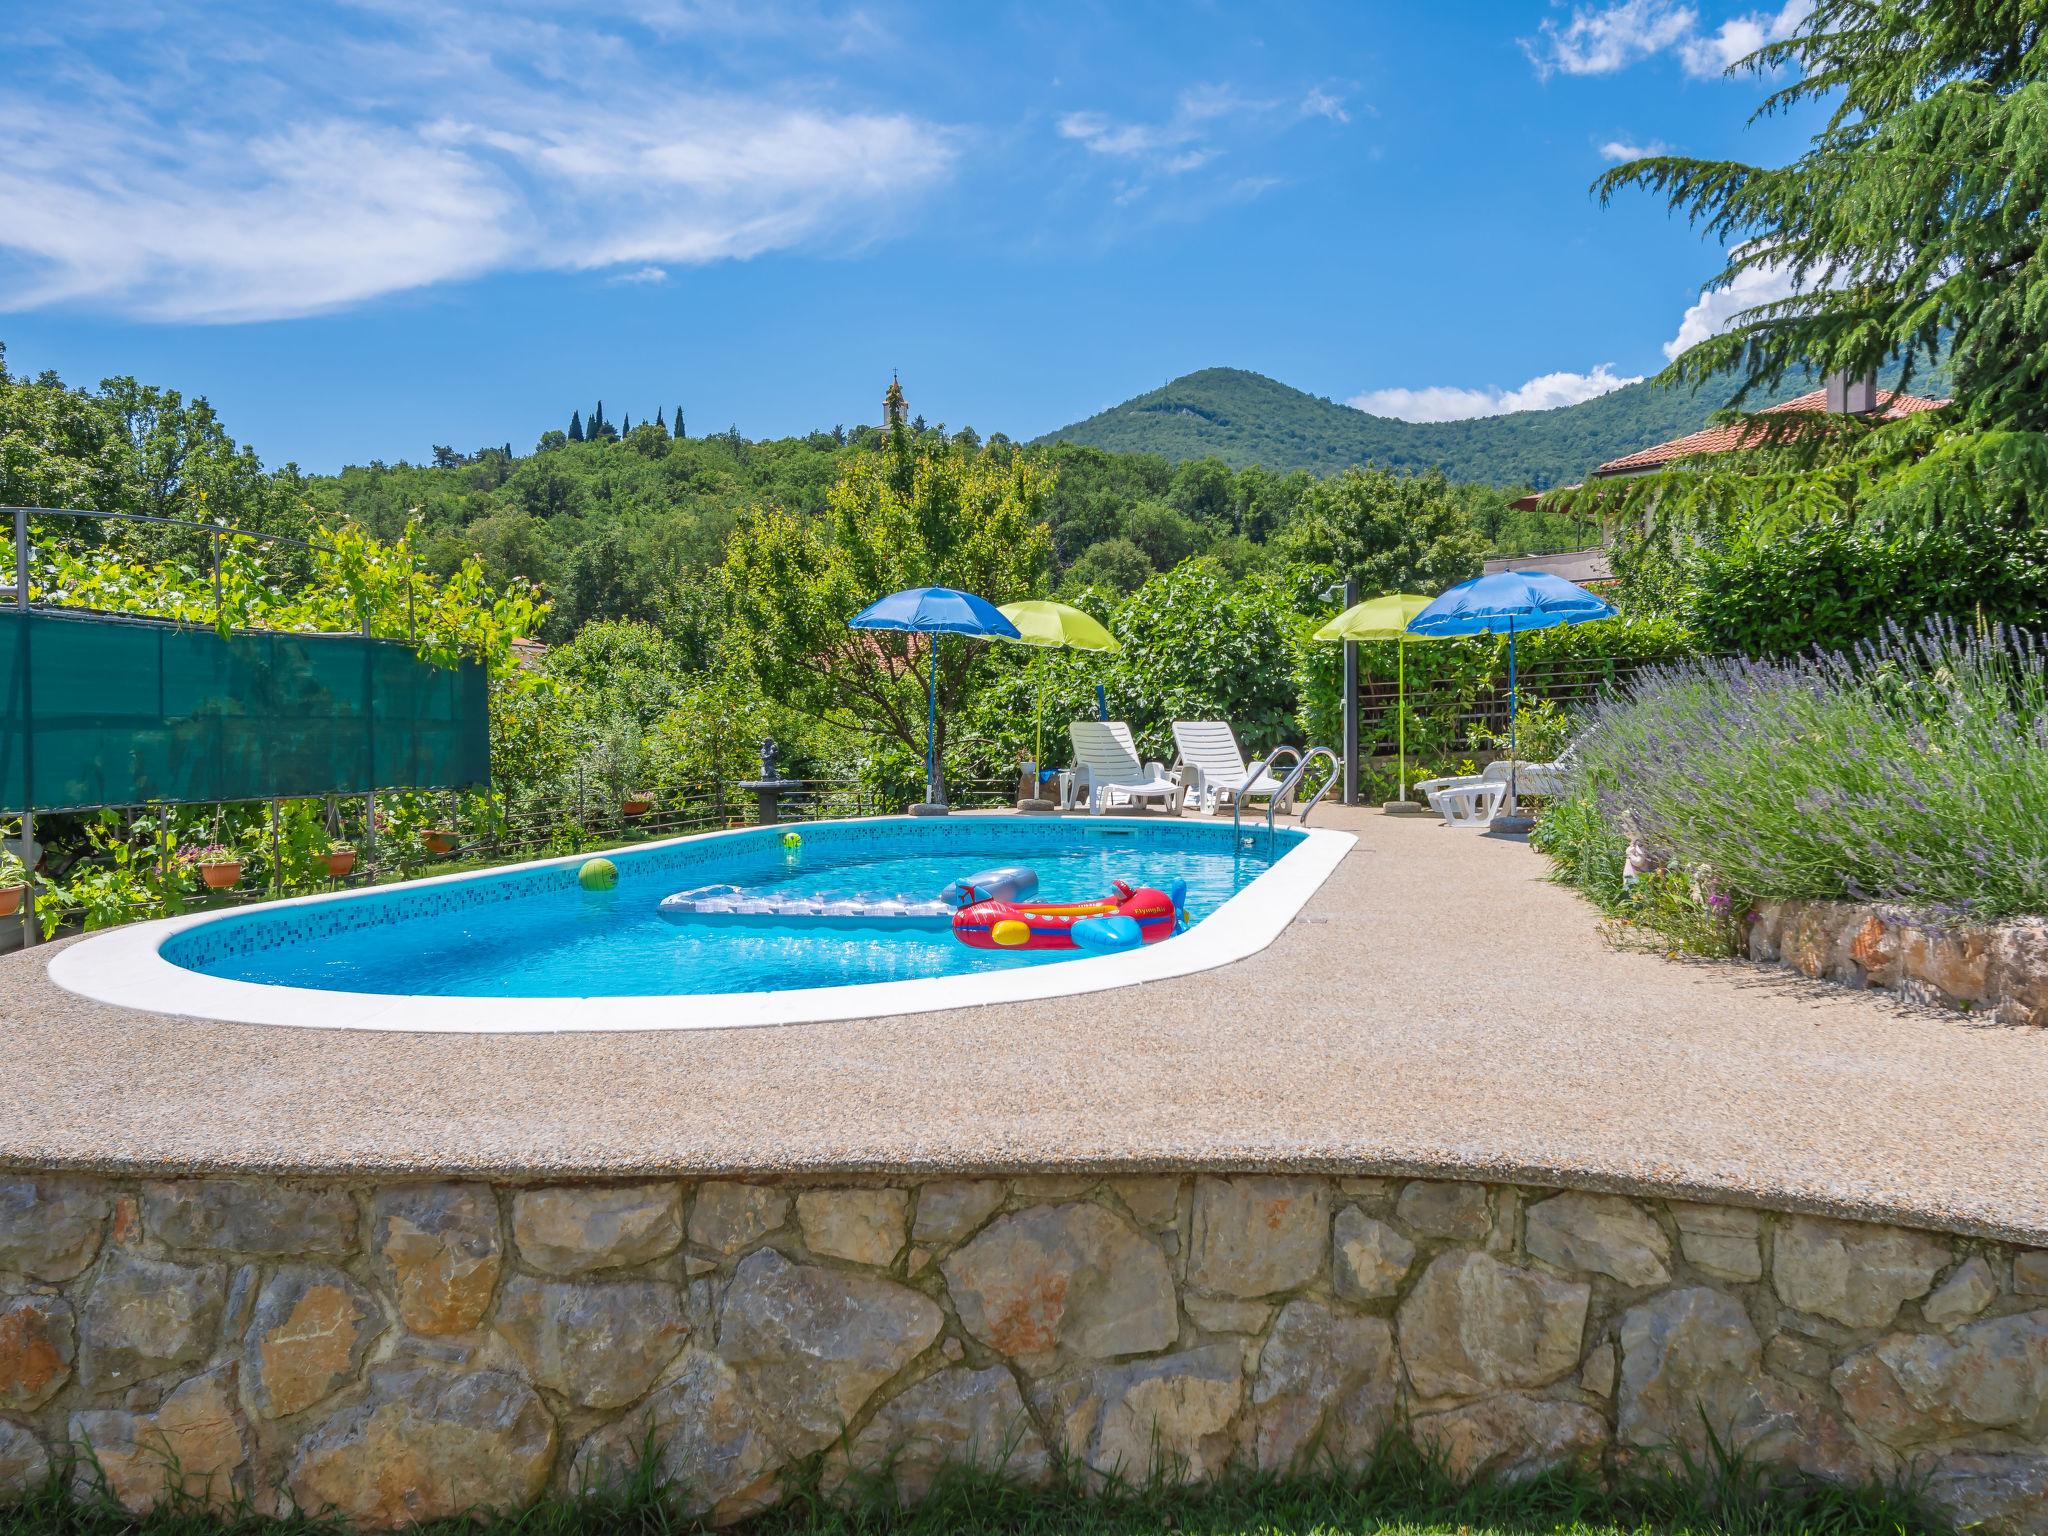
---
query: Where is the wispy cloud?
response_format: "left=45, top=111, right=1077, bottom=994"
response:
left=1349, top=364, right=1643, bottom=423
left=1598, top=138, right=1671, bottom=161
left=1523, top=0, right=1810, bottom=81
left=0, top=2, right=959, bottom=323
left=1055, top=81, right=1350, bottom=209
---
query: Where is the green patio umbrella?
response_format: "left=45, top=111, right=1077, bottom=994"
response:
left=1314, top=593, right=1434, bottom=806
left=998, top=600, right=1121, bottom=806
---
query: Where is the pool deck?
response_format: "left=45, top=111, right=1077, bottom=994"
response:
left=5, top=805, right=2047, bottom=1245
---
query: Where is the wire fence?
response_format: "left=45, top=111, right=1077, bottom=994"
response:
left=1355, top=655, right=1662, bottom=755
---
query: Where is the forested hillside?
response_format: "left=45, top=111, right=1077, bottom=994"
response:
left=1038, top=366, right=1843, bottom=485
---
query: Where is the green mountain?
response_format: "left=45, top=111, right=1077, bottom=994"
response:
left=1034, top=366, right=1818, bottom=488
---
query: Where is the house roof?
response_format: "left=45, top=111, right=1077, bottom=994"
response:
left=1592, top=387, right=1948, bottom=476
left=1481, top=548, right=1614, bottom=585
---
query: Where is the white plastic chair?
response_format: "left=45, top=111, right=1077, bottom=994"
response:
left=1066, top=722, right=1186, bottom=816
left=1416, top=743, right=1577, bottom=830
left=1169, top=721, right=1293, bottom=816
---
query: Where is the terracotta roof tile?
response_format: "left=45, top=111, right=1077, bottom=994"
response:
left=1592, top=387, right=1948, bottom=476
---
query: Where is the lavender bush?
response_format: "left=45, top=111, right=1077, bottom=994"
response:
left=1540, top=620, right=2048, bottom=923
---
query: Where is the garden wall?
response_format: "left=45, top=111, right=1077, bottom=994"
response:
left=4, top=1170, right=2048, bottom=1532
left=1748, top=900, right=2048, bottom=1025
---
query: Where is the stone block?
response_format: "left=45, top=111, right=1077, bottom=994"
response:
left=1185, top=1296, right=1272, bottom=1334
left=573, top=1347, right=784, bottom=1525
left=70, top=1365, right=250, bottom=1514
left=1924, top=1453, right=2048, bottom=1536
left=688, top=1183, right=788, bottom=1256
left=1250, top=1298, right=1397, bottom=1470
left=1834, top=1310, right=2048, bottom=1447
left=493, top=1274, right=687, bottom=1409
left=717, top=1248, right=942, bottom=1455
left=1109, top=1177, right=1182, bottom=1230
left=288, top=1365, right=555, bottom=1529
left=1038, top=1344, right=1243, bottom=1485
left=1187, top=1176, right=1328, bottom=1297
left=1333, top=1208, right=1415, bottom=1301
left=835, top=1366, right=1052, bottom=1504
left=1413, top=1393, right=1608, bottom=1483
left=1396, top=1251, right=1588, bottom=1402
left=1990, top=921, right=2048, bottom=1027
left=0, top=1418, right=48, bottom=1499
left=1396, top=1180, right=1490, bottom=1240
left=0, top=1176, right=108, bottom=1282
left=244, top=1265, right=383, bottom=1418
left=1925, top=1256, right=1999, bottom=1327
left=1899, top=924, right=1992, bottom=1006
left=0, top=1294, right=73, bottom=1411
left=1772, top=1215, right=1948, bottom=1328
left=1849, top=914, right=1900, bottom=983
left=1764, top=1332, right=1831, bottom=1384
left=77, top=1252, right=225, bottom=1390
left=1579, top=1340, right=1615, bottom=1397
left=943, top=1203, right=1174, bottom=1372
left=371, top=1183, right=503, bottom=1336
left=2016, top=1251, right=2048, bottom=1296
left=1525, top=1193, right=1671, bottom=1286
left=912, top=1181, right=1006, bottom=1247
left=796, top=1189, right=908, bottom=1268
left=511, top=1183, right=682, bottom=1276
left=141, top=1179, right=356, bottom=1257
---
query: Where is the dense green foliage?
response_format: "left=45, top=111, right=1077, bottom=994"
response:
left=1034, top=366, right=1818, bottom=488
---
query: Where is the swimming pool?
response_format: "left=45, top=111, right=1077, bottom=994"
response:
left=50, top=815, right=1354, bottom=1032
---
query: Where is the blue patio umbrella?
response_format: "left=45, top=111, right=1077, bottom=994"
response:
left=1405, top=570, right=1615, bottom=796
left=849, top=587, right=1021, bottom=811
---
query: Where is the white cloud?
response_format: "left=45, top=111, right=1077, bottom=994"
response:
left=1056, top=79, right=1349, bottom=204
left=1677, top=0, right=1811, bottom=75
left=1524, top=0, right=1696, bottom=78
left=1523, top=0, right=1810, bottom=80
left=1300, top=87, right=1351, bottom=124
left=609, top=266, right=671, bottom=284
left=1349, top=364, right=1643, bottom=423
left=1662, top=254, right=1800, bottom=358
left=1598, top=138, right=1669, bottom=161
left=0, top=3, right=958, bottom=323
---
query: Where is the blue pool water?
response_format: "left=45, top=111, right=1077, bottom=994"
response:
left=164, top=818, right=1302, bottom=998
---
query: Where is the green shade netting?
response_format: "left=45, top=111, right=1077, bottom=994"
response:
left=1, top=610, right=490, bottom=812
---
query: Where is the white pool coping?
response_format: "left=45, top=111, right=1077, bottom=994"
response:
left=48, top=815, right=1356, bottom=1034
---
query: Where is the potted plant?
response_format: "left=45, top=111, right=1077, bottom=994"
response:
left=0, top=846, right=26, bottom=919
left=185, top=844, right=243, bottom=890
left=622, top=790, right=655, bottom=817
left=424, top=829, right=459, bottom=856
left=323, top=841, right=357, bottom=878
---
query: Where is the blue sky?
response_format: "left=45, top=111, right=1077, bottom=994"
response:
left=0, top=1, right=1817, bottom=473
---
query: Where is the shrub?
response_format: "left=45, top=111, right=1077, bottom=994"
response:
left=1548, top=619, right=2048, bottom=923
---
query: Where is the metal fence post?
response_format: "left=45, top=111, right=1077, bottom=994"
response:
left=13, top=506, right=37, bottom=947
left=1341, top=576, right=1359, bottom=804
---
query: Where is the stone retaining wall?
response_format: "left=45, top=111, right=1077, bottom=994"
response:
left=5, top=1171, right=2048, bottom=1531
left=1748, top=900, right=2048, bottom=1024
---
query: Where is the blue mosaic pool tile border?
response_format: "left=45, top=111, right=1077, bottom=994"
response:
left=160, top=816, right=1306, bottom=971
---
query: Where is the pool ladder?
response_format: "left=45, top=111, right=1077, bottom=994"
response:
left=1232, top=746, right=1343, bottom=849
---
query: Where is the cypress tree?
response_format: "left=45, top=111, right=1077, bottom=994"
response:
left=676, top=407, right=685, bottom=438
left=623, top=412, right=632, bottom=434
left=568, top=410, right=584, bottom=442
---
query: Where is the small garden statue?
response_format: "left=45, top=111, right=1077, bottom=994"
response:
left=759, top=738, right=780, bottom=782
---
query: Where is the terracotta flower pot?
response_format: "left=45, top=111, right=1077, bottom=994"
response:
left=324, top=850, right=356, bottom=877
left=622, top=798, right=653, bottom=817
left=198, top=861, right=242, bottom=890
left=0, top=885, right=21, bottom=919
left=425, top=831, right=458, bottom=856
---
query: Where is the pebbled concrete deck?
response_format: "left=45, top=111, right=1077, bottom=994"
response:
left=4, top=805, right=2046, bottom=1245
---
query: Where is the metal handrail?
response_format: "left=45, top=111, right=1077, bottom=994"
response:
left=1231, top=743, right=1301, bottom=843
left=1267, top=747, right=1341, bottom=836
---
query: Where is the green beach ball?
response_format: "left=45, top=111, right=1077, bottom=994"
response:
left=578, top=857, right=618, bottom=891
left=782, top=831, right=802, bottom=848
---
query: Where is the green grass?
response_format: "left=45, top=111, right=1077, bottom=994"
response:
left=1, top=1435, right=1949, bottom=1536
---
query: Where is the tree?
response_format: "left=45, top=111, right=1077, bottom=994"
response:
left=1597, top=1, right=2042, bottom=428
left=1276, top=465, right=1487, bottom=592
left=675, top=407, right=685, bottom=439
left=431, top=445, right=463, bottom=469
left=1065, top=536, right=1153, bottom=594
left=1120, top=500, right=1208, bottom=570
left=1169, top=456, right=1239, bottom=529
left=568, top=410, right=584, bottom=443
left=622, top=413, right=632, bottom=435
left=724, top=441, right=1052, bottom=801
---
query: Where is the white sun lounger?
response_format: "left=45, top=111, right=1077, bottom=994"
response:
left=1169, top=721, right=1291, bottom=816
left=1417, top=743, right=1578, bottom=829
left=1066, top=722, right=1186, bottom=816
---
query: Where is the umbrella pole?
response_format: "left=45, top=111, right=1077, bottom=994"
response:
left=1397, top=641, right=1407, bottom=802
left=1507, top=622, right=1518, bottom=806
left=927, top=635, right=940, bottom=808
